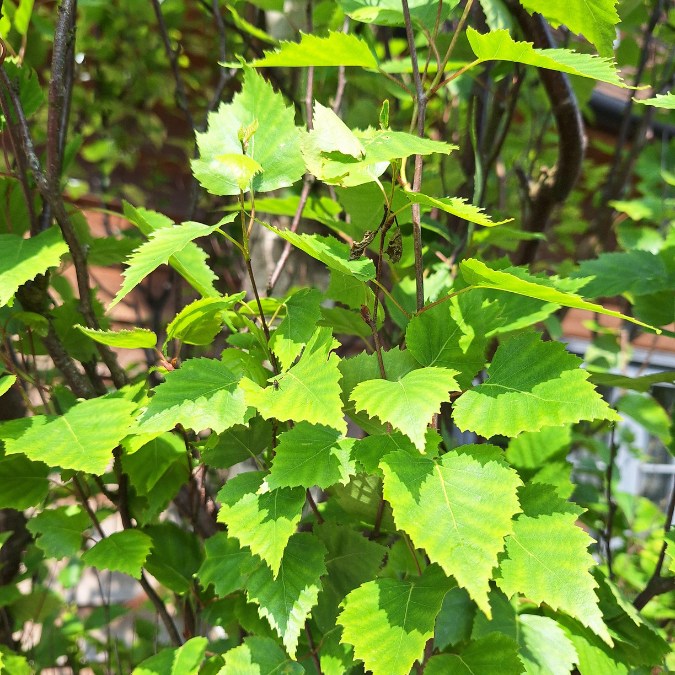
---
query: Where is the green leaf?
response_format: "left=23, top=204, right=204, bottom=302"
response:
left=215, top=153, right=263, bottom=191
left=586, top=369, right=675, bottom=392
left=264, top=224, right=375, bottom=281
left=26, top=506, right=89, bottom=559
left=302, top=127, right=455, bottom=187
left=5, top=397, right=137, bottom=474
left=0, top=647, right=31, bottom=675
left=109, top=220, right=225, bottom=310
left=193, top=66, right=304, bottom=195
left=497, top=509, right=610, bottom=643
left=574, top=250, right=674, bottom=297
left=616, top=392, right=672, bottom=444
left=314, top=522, right=387, bottom=632
left=434, top=587, right=475, bottom=650
left=0, top=229, right=67, bottom=307
left=381, top=447, right=522, bottom=614
left=0, top=454, right=49, bottom=509
left=311, top=101, right=364, bottom=158
left=340, top=347, right=419, bottom=434
left=517, top=614, right=579, bottom=675
left=505, top=425, right=572, bottom=469
left=425, top=634, right=522, bottom=675
left=143, top=523, right=202, bottom=594
left=633, top=92, right=675, bottom=109
left=460, top=258, right=656, bottom=330
left=197, top=533, right=251, bottom=596
left=467, top=27, right=628, bottom=87
left=122, top=433, right=187, bottom=494
left=136, top=358, right=247, bottom=434
left=165, top=294, right=246, bottom=346
left=0, top=374, right=16, bottom=397
left=216, top=471, right=305, bottom=575
left=350, top=367, right=460, bottom=450
left=76, top=326, right=157, bottom=349
left=242, top=327, right=346, bottom=433
left=270, top=288, right=324, bottom=371
left=453, top=333, right=620, bottom=438
left=520, top=0, right=619, bottom=56
left=405, top=192, right=512, bottom=227
left=245, top=533, right=327, bottom=658
left=123, top=202, right=220, bottom=299
left=593, top=570, right=670, bottom=665
left=249, top=31, right=378, bottom=68
left=406, top=295, right=489, bottom=389
left=340, top=0, right=457, bottom=27
left=219, top=636, right=305, bottom=675
left=133, top=637, right=208, bottom=675
left=82, top=530, right=153, bottom=579
left=201, top=417, right=273, bottom=468
left=338, top=564, right=452, bottom=675
left=266, top=423, right=356, bottom=490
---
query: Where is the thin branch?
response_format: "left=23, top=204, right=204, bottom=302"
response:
left=266, top=176, right=314, bottom=295
left=0, top=50, right=128, bottom=390
left=401, top=0, right=426, bottom=311
left=113, top=448, right=183, bottom=645
left=633, top=476, right=675, bottom=610
left=504, top=3, right=587, bottom=265
left=306, top=489, right=324, bottom=524
left=603, top=426, right=618, bottom=579
left=150, top=0, right=196, bottom=132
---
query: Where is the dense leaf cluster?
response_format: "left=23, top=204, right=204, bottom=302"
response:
left=0, top=0, right=673, bottom=673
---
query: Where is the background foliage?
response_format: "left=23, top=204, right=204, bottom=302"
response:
left=0, top=0, right=673, bottom=673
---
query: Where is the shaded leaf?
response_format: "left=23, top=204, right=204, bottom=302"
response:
left=338, top=564, right=452, bottom=675
left=616, top=392, right=671, bottom=444
left=266, top=423, right=356, bottom=490
left=216, top=471, right=305, bottom=575
left=245, top=533, right=327, bottom=658
left=406, top=295, right=489, bottom=389
left=425, top=634, right=522, bottom=675
left=143, top=523, right=203, bottom=594
left=82, top=530, right=153, bottom=579
left=0, top=454, right=49, bottom=509
left=197, top=533, right=252, bottom=596
left=340, top=0, right=457, bottom=27
left=26, top=506, right=89, bottom=559
left=269, top=288, right=323, bottom=371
